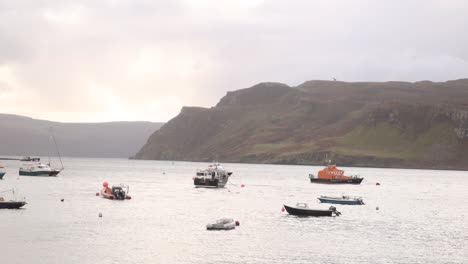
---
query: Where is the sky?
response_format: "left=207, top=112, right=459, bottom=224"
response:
left=0, top=0, right=467, bottom=123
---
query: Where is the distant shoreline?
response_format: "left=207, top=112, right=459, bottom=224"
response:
left=0, top=157, right=20, bottom=160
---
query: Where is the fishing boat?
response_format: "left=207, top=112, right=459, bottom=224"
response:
left=309, top=163, right=363, bottom=184
left=318, top=195, right=364, bottom=205
left=0, top=165, right=5, bottom=179
left=283, top=203, right=341, bottom=217
left=194, top=162, right=232, bottom=188
left=0, top=189, right=27, bottom=209
left=99, top=182, right=131, bottom=200
left=19, top=163, right=61, bottom=176
left=19, top=128, right=64, bottom=177
left=206, top=218, right=237, bottom=230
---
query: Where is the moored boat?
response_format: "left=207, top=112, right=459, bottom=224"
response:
left=99, top=182, right=131, bottom=200
left=0, top=165, right=5, bottom=179
left=318, top=195, right=364, bottom=205
left=20, top=156, right=40, bottom=162
left=309, top=164, right=363, bottom=184
left=19, top=163, right=61, bottom=176
left=206, top=218, right=237, bottom=230
left=0, top=189, right=27, bottom=209
left=283, top=203, right=341, bottom=217
left=194, top=162, right=232, bottom=188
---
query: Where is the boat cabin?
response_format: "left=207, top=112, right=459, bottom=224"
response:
left=317, top=165, right=351, bottom=180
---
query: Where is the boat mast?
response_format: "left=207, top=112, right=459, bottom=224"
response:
left=49, top=127, right=64, bottom=170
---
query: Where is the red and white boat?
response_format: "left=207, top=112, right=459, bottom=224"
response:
left=98, top=182, right=131, bottom=200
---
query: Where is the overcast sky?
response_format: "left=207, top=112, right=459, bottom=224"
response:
left=1, top=0, right=467, bottom=122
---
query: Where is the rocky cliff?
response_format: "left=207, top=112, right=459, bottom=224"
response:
left=134, top=79, right=468, bottom=169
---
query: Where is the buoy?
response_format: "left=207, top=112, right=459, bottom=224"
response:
left=163, top=171, right=166, bottom=175
left=281, top=207, right=285, bottom=212
left=235, top=220, right=240, bottom=226
left=376, top=206, right=379, bottom=210
left=376, top=182, right=381, bottom=186
left=96, top=192, right=100, bottom=196
left=126, top=195, right=132, bottom=200
left=241, top=184, right=245, bottom=188
left=99, top=213, right=102, bottom=217
left=60, top=198, right=64, bottom=202
left=103, top=181, right=109, bottom=188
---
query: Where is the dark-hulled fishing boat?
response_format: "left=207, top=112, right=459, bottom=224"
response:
left=0, top=189, right=26, bottom=209
left=194, top=162, right=232, bottom=188
left=309, top=164, right=363, bottom=184
left=283, top=203, right=341, bottom=217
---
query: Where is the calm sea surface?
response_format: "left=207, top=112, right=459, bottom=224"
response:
left=0, top=157, right=467, bottom=264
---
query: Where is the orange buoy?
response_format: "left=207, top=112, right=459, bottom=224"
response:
left=376, top=182, right=381, bottom=186
left=96, top=192, right=100, bottom=196
left=241, top=184, right=245, bottom=187
left=235, top=220, right=240, bottom=226
left=281, top=207, right=285, bottom=212
left=126, top=195, right=132, bottom=200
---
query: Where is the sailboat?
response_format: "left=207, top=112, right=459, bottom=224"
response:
left=19, top=128, right=64, bottom=177
left=0, top=189, right=27, bottom=209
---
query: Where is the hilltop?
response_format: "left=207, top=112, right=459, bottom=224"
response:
left=0, top=114, right=163, bottom=158
left=134, top=79, right=468, bottom=170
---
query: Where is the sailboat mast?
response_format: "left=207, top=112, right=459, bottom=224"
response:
left=50, top=127, right=64, bottom=170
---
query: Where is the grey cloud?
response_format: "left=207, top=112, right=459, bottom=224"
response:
left=0, top=0, right=467, bottom=122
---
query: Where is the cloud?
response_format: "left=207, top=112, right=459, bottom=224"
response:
left=0, top=0, right=467, bottom=122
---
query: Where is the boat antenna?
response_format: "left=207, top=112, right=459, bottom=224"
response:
left=50, top=127, right=64, bottom=170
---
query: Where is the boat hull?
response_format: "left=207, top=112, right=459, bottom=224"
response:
left=310, top=177, right=363, bottom=184
left=194, top=178, right=228, bottom=188
left=0, top=172, right=5, bottom=179
left=0, top=201, right=27, bottom=209
left=318, top=197, right=364, bottom=205
left=19, top=170, right=60, bottom=177
left=283, top=205, right=333, bottom=217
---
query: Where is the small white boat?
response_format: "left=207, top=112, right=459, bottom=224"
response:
left=194, top=162, right=232, bottom=188
left=19, top=163, right=61, bottom=177
left=206, top=219, right=236, bottom=230
left=19, top=128, right=64, bottom=177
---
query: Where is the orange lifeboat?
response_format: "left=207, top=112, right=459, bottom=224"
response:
left=309, top=164, right=363, bottom=184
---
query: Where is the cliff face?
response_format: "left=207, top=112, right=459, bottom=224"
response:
left=134, top=79, right=468, bottom=169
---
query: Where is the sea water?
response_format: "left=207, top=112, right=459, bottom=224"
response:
left=0, top=158, right=467, bottom=264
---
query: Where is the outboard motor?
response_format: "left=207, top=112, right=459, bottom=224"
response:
left=329, top=206, right=341, bottom=216
left=112, top=186, right=125, bottom=200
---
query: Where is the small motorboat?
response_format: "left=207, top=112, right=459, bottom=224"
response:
left=194, top=162, right=233, bottom=188
left=99, top=182, right=131, bottom=200
left=318, top=195, right=364, bottom=205
left=206, top=218, right=237, bottom=230
left=309, top=162, right=363, bottom=184
left=0, top=189, right=27, bottom=209
left=283, top=203, right=341, bottom=217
